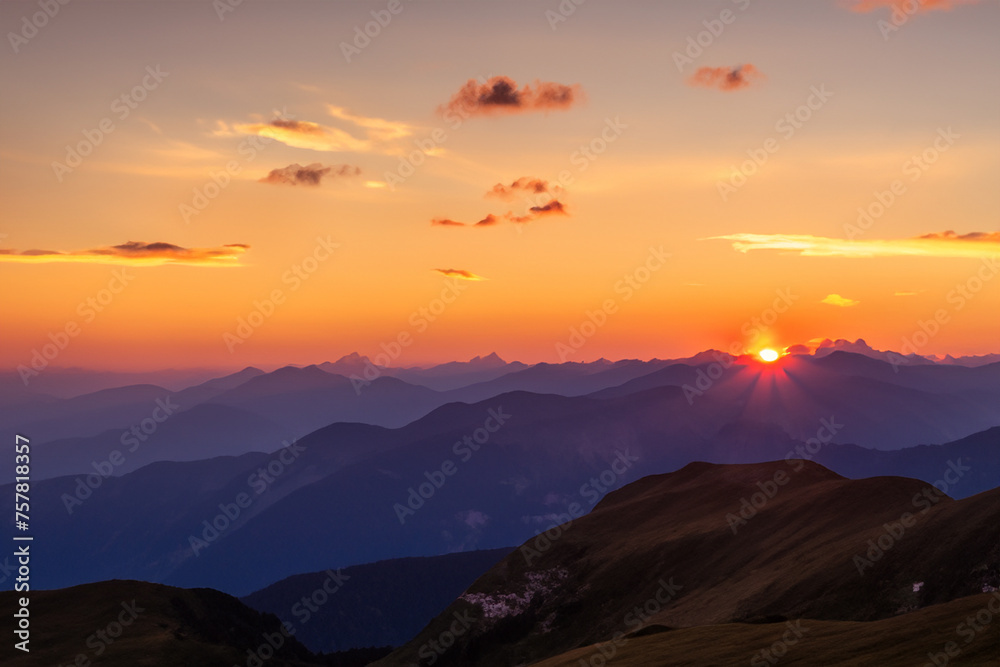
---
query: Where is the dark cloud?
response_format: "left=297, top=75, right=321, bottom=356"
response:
left=260, top=163, right=360, bottom=186
left=528, top=200, right=568, bottom=216
left=441, top=76, right=583, bottom=117
left=475, top=214, right=501, bottom=227
left=487, top=177, right=554, bottom=200
left=687, top=64, right=763, bottom=91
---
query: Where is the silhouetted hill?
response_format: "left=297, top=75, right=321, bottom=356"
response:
left=242, top=548, right=512, bottom=652
left=375, top=461, right=1000, bottom=666
left=0, top=580, right=322, bottom=667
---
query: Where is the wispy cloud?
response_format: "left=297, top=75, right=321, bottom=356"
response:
left=227, top=107, right=413, bottom=154
left=259, top=163, right=360, bottom=186
left=916, top=230, right=1000, bottom=243
left=431, top=202, right=569, bottom=229
left=687, top=64, right=763, bottom=92
left=821, top=293, right=860, bottom=307
left=0, top=241, right=250, bottom=267
left=326, top=105, right=412, bottom=142
left=441, top=76, right=583, bottom=118
left=845, top=0, right=978, bottom=14
left=705, top=231, right=1000, bottom=258
left=433, top=268, right=486, bottom=281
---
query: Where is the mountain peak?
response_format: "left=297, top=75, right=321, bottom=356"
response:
left=467, top=352, right=506, bottom=367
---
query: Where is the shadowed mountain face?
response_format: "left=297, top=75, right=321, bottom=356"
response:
left=0, top=580, right=322, bottom=667
left=530, top=592, right=1000, bottom=667
left=375, top=461, right=1000, bottom=667
left=242, top=548, right=513, bottom=653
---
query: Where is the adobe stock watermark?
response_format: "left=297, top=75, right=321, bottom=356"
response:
left=188, top=439, right=305, bottom=556
left=716, top=84, right=833, bottom=202
left=853, top=459, right=969, bottom=576
left=381, top=74, right=492, bottom=190
left=408, top=609, right=476, bottom=666
left=890, top=255, right=999, bottom=371
left=514, top=116, right=628, bottom=235
left=180, top=107, right=292, bottom=224
left=49, top=600, right=145, bottom=665
left=350, top=276, right=474, bottom=393
left=339, top=0, right=411, bottom=62
left=750, top=621, right=809, bottom=666
left=672, top=0, right=752, bottom=72
left=52, top=66, right=169, bottom=182
left=577, top=577, right=683, bottom=667
left=236, top=568, right=350, bottom=667
left=682, top=287, right=799, bottom=404
left=223, top=236, right=339, bottom=352
left=726, top=416, right=844, bottom=535
left=845, top=127, right=959, bottom=240
left=544, top=0, right=587, bottom=31
left=520, top=449, right=640, bottom=566
left=17, top=268, right=135, bottom=386
left=61, top=396, right=180, bottom=514
left=921, top=591, right=1000, bottom=667
left=555, top=245, right=669, bottom=361
left=872, top=0, right=935, bottom=41
left=393, top=407, right=511, bottom=524
left=7, top=0, right=71, bottom=54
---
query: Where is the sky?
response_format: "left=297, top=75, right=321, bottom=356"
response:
left=1, top=0, right=998, bottom=372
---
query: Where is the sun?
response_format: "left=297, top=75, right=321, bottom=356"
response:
left=758, top=348, right=779, bottom=362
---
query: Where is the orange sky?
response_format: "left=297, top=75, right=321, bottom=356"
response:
left=1, top=0, right=998, bottom=371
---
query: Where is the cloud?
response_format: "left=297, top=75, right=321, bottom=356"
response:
left=231, top=107, right=413, bottom=154
left=487, top=177, right=554, bottom=199
left=821, top=293, right=861, bottom=307
left=0, top=241, right=249, bottom=267
left=326, top=105, right=412, bottom=142
left=687, top=64, right=763, bottom=91
left=917, top=230, right=1000, bottom=243
left=457, top=509, right=489, bottom=529
left=259, top=163, right=360, bottom=186
left=845, top=0, right=977, bottom=14
left=433, top=268, right=486, bottom=281
left=528, top=200, right=568, bottom=217
left=441, top=76, right=582, bottom=117
left=235, top=118, right=370, bottom=152
left=431, top=202, right=569, bottom=229
left=704, top=231, right=1000, bottom=258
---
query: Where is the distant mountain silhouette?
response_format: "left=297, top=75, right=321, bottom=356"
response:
left=9, top=383, right=997, bottom=595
